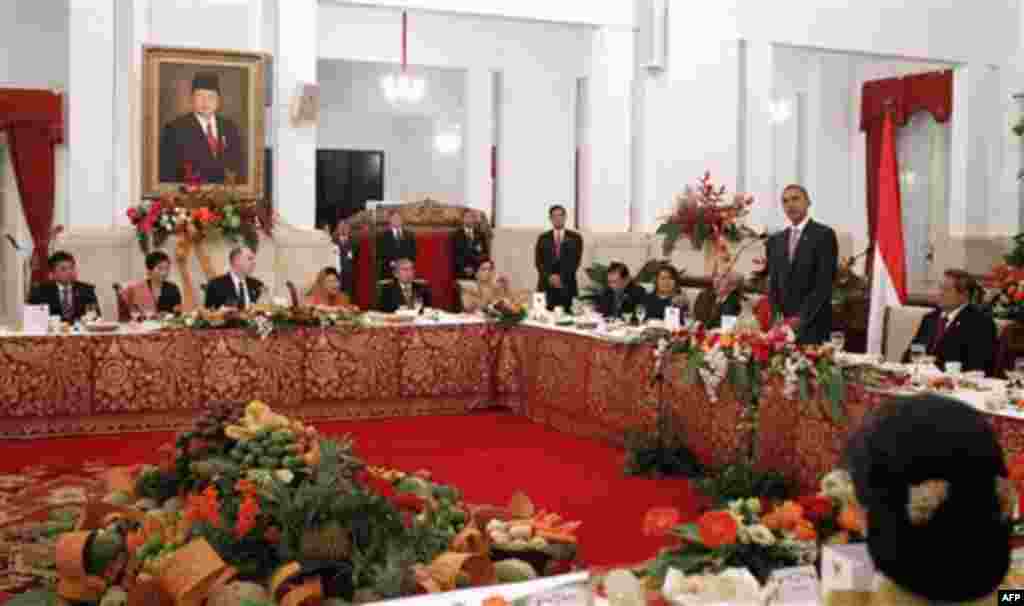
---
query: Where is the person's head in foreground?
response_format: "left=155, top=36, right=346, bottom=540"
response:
left=843, top=394, right=1012, bottom=602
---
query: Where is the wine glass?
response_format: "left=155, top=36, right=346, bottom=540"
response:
left=830, top=331, right=846, bottom=353
left=413, top=295, right=424, bottom=315
left=1009, top=359, right=1024, bottom=387
left=623, top=311, right=635, bottom=326
left=84, top=304, right=99, bottom=324
left=129, top=306, right=142, bottom=325
left=571, top=298, right=584, bottom=317
left=635, top=305, right=647, bottom=326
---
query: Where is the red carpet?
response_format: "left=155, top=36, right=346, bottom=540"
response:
left=0, top=411, right=702, bottom=568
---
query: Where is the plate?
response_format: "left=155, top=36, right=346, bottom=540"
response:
left=84, top=322, right=119, bottom=333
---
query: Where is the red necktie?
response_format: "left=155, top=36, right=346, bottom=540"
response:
left=929, top=314, right=948, bottom=354
left=206, top=121, right=219, bottom=157
left=554, top=232, right=562, bottom=259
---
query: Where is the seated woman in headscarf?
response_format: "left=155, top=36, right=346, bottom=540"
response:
left=643, top=264, right=690, bottom=320
left=460, top=258, right=525, bottom=313
left=693, top=271, right=743, bottom=329
left=305, top=267, right=351, bottom=308
left=834, top=394, right=1013, bottom=605
left=120, top=250, right=183, bottom=316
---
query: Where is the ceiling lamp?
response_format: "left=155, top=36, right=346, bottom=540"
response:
left=380, top=11, right=425, bottom=106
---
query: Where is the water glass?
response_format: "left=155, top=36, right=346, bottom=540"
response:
left=635, top=305, right=647, bottom=325
left=909, top=344, right=926, bottom=385
left=413, top=296, right=424, bottom=314
left=830, top=331, right=846, bottom=352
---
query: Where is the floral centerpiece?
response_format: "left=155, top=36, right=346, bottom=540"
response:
left=656, top=171, right=755, bottom=258
left=126, top=171, right=274, bottom=254
left=168, top=303, right=364, bottom=338
left=483, top=299, right=527, bottom=326
left=643, top=469, right=866, bottom=586
left=987, top=262, right=1024, bottom=322
left=47, top=400, right=582, bottom=606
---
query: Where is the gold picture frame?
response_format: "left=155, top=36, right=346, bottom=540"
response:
left=142, top=45, right=266, bottom=199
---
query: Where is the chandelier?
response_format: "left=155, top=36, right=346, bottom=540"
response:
left=380, top=11, right=425, bottom=106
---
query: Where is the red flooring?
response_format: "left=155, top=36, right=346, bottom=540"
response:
left=0, top=411, right=702, bottom=567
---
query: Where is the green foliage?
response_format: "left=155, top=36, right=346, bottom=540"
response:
left=623, top=430, right=703, bottom=478
left=136, top=468, right=182, bottom=503
left=656, top=223, right=683, bottom=257
left=696, top=462, right=791, bottom=508
left=1006, top=234, right=1024, bottom=267
left=5, top=590, right=62, bottom=606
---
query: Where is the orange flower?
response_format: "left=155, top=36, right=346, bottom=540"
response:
left=234, top=493, right=261, bottom=538
left=125, top=530, right=145, bottom=553
left=794, top=519, right=817, bottom=541
left=643, top=507, right=682, bottom=537
left=763, top=501, right=804, bottom=532
left=482, top=597, right=510, bottom=606
left=235, top=479, right=258, bottom=496
left=719, top=334, right=734, bottom=348
left=838, top=503, right=867, bottom=534
left=697, top=510, right=738, bottom=549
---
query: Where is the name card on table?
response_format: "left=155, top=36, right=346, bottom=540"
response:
left=768, top=566, right=821, bottom=606
left=821, top=543, right=875, bottom=594
left=664, top=307, right=681, bottom=331
left=22, top=305, right=50, bottom=335
left=720, top=315, right=737, bottom=331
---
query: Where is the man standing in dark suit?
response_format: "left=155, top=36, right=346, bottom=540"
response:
left=595, top=262, right=647, bottom=319
left=766, top=185, right=838, bottom=345
left=378, top=258, right=432, bottom=313
left=452, top=209, right=489, bottom=280
left=377, top=210, right=416, bottom=275
left=535, top=204, right=583, bottom=310
left=159, top=72, right=245, bottom=184
left=204, top=246, right=264, bottom=310
left=27, top=251, right=100, bottom=323
left=906, top=269, right=997, bottom=374
left=332, top=220, right=358, bottom=298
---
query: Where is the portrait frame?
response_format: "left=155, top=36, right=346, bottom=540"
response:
left=142, top=45, right=267, bottom=199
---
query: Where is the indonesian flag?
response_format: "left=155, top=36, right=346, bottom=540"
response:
left=867, top=112, right=908, bottom=355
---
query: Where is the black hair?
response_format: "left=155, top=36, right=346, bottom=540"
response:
left=48, top=251, right=74, bottom=270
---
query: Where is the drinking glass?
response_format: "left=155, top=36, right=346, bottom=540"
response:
left=1009, top=359, right=1024, bottom=387
left=413, top=296, right=424, bottom=314
left=635, top=305, right=647, bottom=325
left=830, top=331, right=846, bottom=352
left=909, top=344, right=926, bottom=386
left=129, top=306, right=142, bottom=324
left=84, top=304, right=99, bottom=323
left=571, top=298, right=584, bottom=316
left=623, top=311, right=635, bottom=326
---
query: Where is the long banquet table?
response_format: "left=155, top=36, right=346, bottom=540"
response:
left=2, top=320, right=1022, bottom=492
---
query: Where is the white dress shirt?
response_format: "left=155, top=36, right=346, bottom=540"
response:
left=195, top=113, right=217, bottom=139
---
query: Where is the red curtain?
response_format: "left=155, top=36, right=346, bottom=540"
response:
left=0, top=89, right=63, bottom=284
left=352, top=228, right=457, bottom=311
left=860, top=70, right=952, bottom=264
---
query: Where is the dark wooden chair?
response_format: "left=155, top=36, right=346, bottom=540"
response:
left=285, top=281, right=300, bottom=308
left=112, top=283, right=131, bottom=322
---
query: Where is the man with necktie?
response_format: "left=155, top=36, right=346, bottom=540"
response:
left=906, top=269, right=996, bottom=374
left=453, top=209, right=489, bottom=280
left=378, top=258, right=432, bottom=313
left=159, top=72, right=245, bottom=184
left=534, top=204, right=583, bottom=310
left=766, top=184, right=838, bottom=344
left=595, top=262, right=646, bottom=319
left=377, top=210, right=417, bottom=276
left=27, top=251, right=100, bottom=323
left=332, top=220, right=358, bottom=298
left=204, top=246, right=264, bottom=310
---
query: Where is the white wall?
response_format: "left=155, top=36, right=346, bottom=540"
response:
left=318, top=3, right=590, bottom=227
left=335, top=0, right=633, bottom=27
left=0, top=1, right=69, bottom=90
left=317, top=59, right=466, bottom=205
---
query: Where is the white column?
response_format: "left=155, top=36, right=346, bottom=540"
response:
left=67, top=0, right=116, bottom=228
left=112, top=0, right=149, bottom=227
left=273, top=0, right=317, bottom=228
left=741, top=40, right=775, bottom=232
left=464, top=68, right=493, bottom=214
left=587, top=27, right=633, bottom=232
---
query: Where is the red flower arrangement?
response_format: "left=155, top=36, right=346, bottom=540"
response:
left=657, top=171, right=754, bottom=256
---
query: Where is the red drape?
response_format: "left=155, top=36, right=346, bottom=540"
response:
left=352, top=228, right=457, bottom=311
left=860, top=70, right=952, bottom=265
left=0, top=89, right=63, bottom=284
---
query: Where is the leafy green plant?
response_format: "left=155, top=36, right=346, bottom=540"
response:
left=695, top=462, right=791, bottom=508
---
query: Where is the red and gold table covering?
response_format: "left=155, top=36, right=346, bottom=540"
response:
left=4, top=323, right=1024, bottom=496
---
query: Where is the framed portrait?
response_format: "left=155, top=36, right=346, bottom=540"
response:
left=142, top=46, right=267, bottom=199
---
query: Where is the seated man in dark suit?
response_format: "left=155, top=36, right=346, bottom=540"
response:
left=27, top=250, right=100, bottom=323
left=595, top=262, right=647, bottom=319
left=453, top=209, right=489, bottom=280
left=377, top=210, right=417, bottom=275
left=905, top=269, right=997, bottom=374
left=378, top=258, right=432, bottom=313
left=693, top=272, right=744, bottom=329
left=204, top=246, right=264, bottom=310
